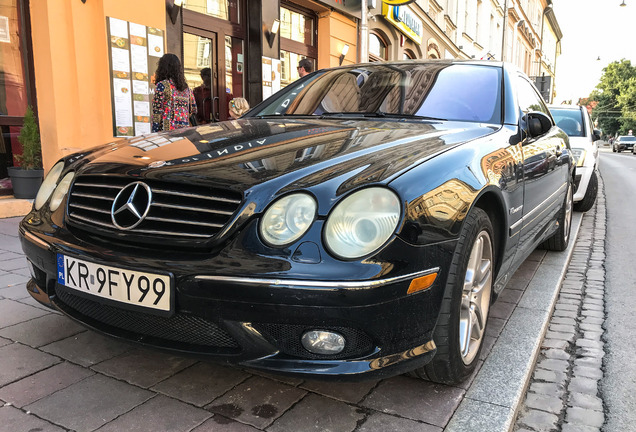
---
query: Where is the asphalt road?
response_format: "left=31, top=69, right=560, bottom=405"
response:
left=598, top=148, right=636, bottom=431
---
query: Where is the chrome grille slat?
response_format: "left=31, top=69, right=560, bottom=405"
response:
left=145, top=216, right=224, bottom=228
left=70, top=212, right=115, bottom=228
left=73, top=182, right=124, bottom=189
left=69, top=203, right=111, bottom=214
left=153, top=188, right=241, bottom=204
left=128, top=229, right=210, bottom=238
left=71, top=192, right=113, bottom=201
left=152, top=202, right=234, bottom=215
left=67, top=175, right=243, bottom=246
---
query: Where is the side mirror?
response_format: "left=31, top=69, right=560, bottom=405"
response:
left=593, top=129, right=601, bottom=141
left=525, top=111, right=553, bottom=138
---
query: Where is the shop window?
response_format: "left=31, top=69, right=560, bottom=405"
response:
left=182, top=0, right=239, bottom=23
left=225, top=35, right=244, bottom=100
left=196, top=37, right=211, bottom=68
left=1, top=0, right=33, bottom=182
left=279, top=4, right=316, bottom=88
left=280, top=7, right=313, bottom=45
left=369, top=32, right=387, bottom=62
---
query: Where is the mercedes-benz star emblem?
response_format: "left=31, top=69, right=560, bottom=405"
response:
left=148, top=160, right=166, bottom=168
left=111, top=182, right=152, bottom=230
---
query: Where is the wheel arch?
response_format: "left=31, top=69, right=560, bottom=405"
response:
left=471, top=188, right=508, bottom=280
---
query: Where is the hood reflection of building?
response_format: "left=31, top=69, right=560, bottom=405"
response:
left=481, top=145, right=523, bottom=186
left=407, top=179, right=477, bottom=242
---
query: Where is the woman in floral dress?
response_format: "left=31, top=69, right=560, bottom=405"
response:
left=151, top=53, right=196, bottom=132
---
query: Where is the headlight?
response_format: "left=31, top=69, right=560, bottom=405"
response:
left=34, top=162, right=64, bottom=210
left=260, top=193, right=317, bottom=246
left=49, top=172, right=75, bottom=212
left=324, top=187, right=401, bottom=259
left=571, top=148, right=586, bottom=167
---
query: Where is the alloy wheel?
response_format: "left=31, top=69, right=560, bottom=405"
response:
left=459, top=230, right=493, bottom=365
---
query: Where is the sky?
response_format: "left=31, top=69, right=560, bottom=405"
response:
left=552, top=0, right=636, bottom=103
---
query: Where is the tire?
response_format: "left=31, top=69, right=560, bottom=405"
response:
left=540, top=180, right=573, bottom=251
left=574, top=170, right=598, bottom=212
left=410, top=207, right=494, bottom=384
left=613, top=146, right=616, bottom=152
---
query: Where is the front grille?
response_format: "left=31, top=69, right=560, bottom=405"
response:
left=253, top=323, right=374, bottom=360
left=67, top=175, right=243, bottom=242
left=56, top=286, right=239, bottom=351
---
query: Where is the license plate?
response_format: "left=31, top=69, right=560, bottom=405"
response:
left=57, top=254, right=172, bottom=312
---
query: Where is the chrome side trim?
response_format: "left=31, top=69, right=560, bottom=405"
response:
left=196, top=267, right=441, bottom=289
left=23, top=230, right=52, bottom=250
left=509, top=182, right=567, bottom=236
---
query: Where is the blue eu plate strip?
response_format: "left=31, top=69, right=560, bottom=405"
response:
left=57, top=253, right=65, bottom=285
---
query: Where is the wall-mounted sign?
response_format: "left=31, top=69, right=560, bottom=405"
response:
left=382, top=4, right=423, bottom=45
left=106, top=17, right=164, bottom=137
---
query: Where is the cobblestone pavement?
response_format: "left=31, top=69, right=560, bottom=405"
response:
left=514, top=174, right=607, bottom=432
left=0, top=215, right=551, bottom=432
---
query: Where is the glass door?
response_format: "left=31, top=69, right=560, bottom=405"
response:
left=183, top=29, right=219, bottom=124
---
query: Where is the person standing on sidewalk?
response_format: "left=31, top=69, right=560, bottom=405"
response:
left=151, top=53, right=196, bottom=132
left=297, top=58, right=312, bottom=78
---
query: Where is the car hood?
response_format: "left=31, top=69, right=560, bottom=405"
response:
left=567, top=136, right=594, bottom=149
left=76, top=118, right=497, bottom=202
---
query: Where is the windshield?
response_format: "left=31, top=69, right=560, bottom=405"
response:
left=619, top=136, right=636, bottom=142
left=249, top=63, right=502, bottom=124
left=550, top=108, right=584, bottom=137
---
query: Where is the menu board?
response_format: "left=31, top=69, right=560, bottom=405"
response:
left=107, top=17, right=164, bottom=137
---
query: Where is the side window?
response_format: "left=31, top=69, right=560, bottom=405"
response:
left=517, top=77, right=550, bottom=116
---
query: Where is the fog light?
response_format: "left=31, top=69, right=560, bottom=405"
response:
left=301, top=330, right=346, bottom=355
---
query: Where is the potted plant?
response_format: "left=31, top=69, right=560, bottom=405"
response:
left=8, top=106, right=44, bottom=199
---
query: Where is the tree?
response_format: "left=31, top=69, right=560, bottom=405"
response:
left=589, top=60, right=636, bottom=137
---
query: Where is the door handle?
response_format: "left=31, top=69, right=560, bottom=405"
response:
left=212, top=96, right=220, bottom=121
left=555, top=145, right=563, bottom=156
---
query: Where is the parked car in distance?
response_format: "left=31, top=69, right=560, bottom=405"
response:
left=613, top=135, right=636, bottom=152
left=19, top=60, right=574, bottom=384
left=548, top=104, right=600, bottom=212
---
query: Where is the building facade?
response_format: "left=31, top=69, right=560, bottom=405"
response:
left=0, top=0, right=561, bottom=186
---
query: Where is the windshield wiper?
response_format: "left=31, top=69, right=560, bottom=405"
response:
left=320, top=112, right=447, bottom=121
left=379, top=113, right=448, bottom=121
left=253, top=114, right=316, bottom=119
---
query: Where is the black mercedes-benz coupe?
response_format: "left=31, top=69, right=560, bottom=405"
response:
left=19, top=61, right=574, bottom=383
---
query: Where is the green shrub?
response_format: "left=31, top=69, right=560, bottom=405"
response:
left=15, top=106, right=42, bottom=170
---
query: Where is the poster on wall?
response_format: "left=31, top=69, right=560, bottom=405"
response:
left=262, top=57, right=272, bottom=99
left=262, top=57, right=281, bottom=100
left=107, top=17, right=164, bottom=137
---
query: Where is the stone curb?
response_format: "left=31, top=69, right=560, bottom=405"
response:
left=445, top=212, right=583, bottom=431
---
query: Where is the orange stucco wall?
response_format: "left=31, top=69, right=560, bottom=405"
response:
left=29, top=0, right=165, bottom=172
left=317, top=11, right=357, bottom=69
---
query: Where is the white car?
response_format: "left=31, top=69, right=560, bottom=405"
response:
left=549, top=105, right=600, bottom=212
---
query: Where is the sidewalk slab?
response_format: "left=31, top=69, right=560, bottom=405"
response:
left=0, top=197, right=31, bottom=219
left=446, top=212, right=582, bottom=432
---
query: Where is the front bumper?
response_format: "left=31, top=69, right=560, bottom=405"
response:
left=573, top=166, right=592, bottom=202
left=19, top=216, right=454, bottom=380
